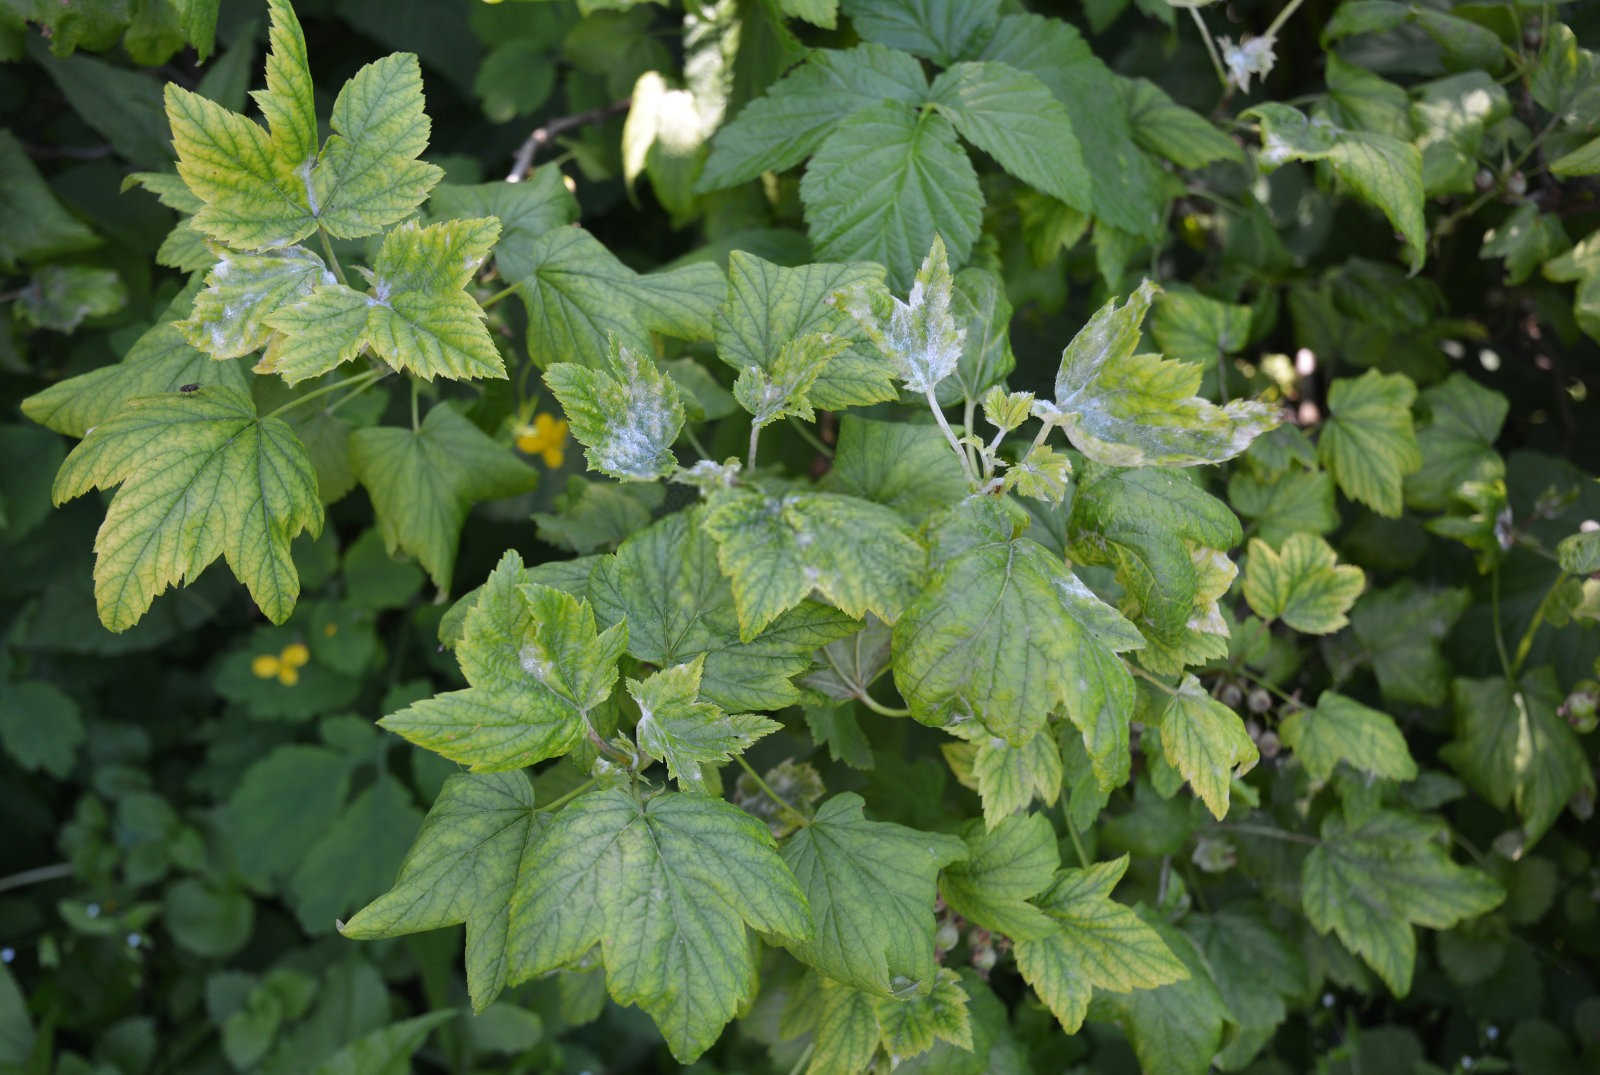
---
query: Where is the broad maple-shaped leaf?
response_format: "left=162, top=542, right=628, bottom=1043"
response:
left=1317, top=368, right=1422, bottom=517
left=1013, top=855, right=1188, bottom=1034
left=895, top=499, right=1142, bottom=753
left=340, top=771, right=539, bottom=1012
left=506, top=786, right=811, bottom=1062
left=51, top=384, right=321, bottom=631
left=380, top=557, right=625, bottom=769
left=939, top=814, right=1058, bottom=941
left=1158, top=675, right=1259, bottom=820
left=1045, top=280, right=1277, bottom=467
left=837, top=235, right=966, bottom=395
left=1186, top=909, right=1306, bottom=1069
left=779, top=792, right=967, bottom=994
left=348, top=403, right=537, bottom=591
left=821, top=415, right=968, bottom=524
left=805, top=975, right=880, bottom=1075
left=1087, top=915, right=1234, bottom=1075
left=715, top=252, right=896, bottom=411
left=970, top=731, right=1062, bottom=828
left=1302, top=809, right=1503, bottom=995
left=1441, top=671, right=1595, bottom=844
left=629, top=655, right=781, bottom=788
left=872, top=967, right=973, bottom=1059
left=179, top=245, right=334, bottom=359
left=1280, top=691, right=1417, bottom=783
left=1228, top=467, right=1339, bottom=547
left=545, top=344, right=685, bottom=482
left=588, top=512, right=859, bottom=712
left=1404, top=372, right=1508, bottom=511
left=732, top=332, right=848, bottom=430
left=1338, top=581, right=1470, bottom=707
left=702, top=488, right=923, bottom=640
left=1242, top=533, right=1365, bottom=635
left=262, top=218, right=504, bottom=383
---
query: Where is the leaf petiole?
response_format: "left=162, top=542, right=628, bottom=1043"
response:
left=734, top=754, right=809, bottom=827
left=317, top=226, right=349, bottom=287
left=265, top=367, right=386, bottom=420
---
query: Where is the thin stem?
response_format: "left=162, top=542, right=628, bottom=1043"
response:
left=480, top=283, right=517, bottom=311
left=507, top=98, right=632, bottom=182
left=317, top=227, right=349, bottom=287
left=1190, top=6, right=1229, bottom=89
left=962, top=396, right=981, bottom=475
left=1210, top=821, right=1319, bottom=846
left=324, top=366, right=386, bottom=416
left=857, top=692, right=909, bottom=718
left=0, top=862, right=74, bottom=894
left=538, top=778, right=598, bottom=814
left=748, top=422, right=762, bottom=470
left=1264, top=0, right=1308, bottom=39
left=680, top=423, right=712, bottom=462
left=1231, top=666, right=1299, bottom=708
left=1064, top=815, right=1091, bottom=868
left=786, top=416, right=833, bottom=459
left=735, top=754, right=809, bottom=827
left=925, top=387, right=980, bottom=486
left=265, top=368, right=384, bottom=420
left=1128, top=663, right=1181, bottom=696
left=785, top=1043, right=817, bottom=1075
left=1434, top=117, right=1561, bottom=240
left=1491, top=565, right=1515, bottom=681
left=410, top=379, right=420, bottom=432
left=1511, top=574, right=1566, bottom=676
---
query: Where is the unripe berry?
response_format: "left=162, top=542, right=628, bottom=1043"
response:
left=1220, top=683, right=1244, bottom=708
left=935, top=922, right=960, bottom=951
left=971, top=946, right=997, bottom=972
left=1247, top=688, right=1273, bottom=713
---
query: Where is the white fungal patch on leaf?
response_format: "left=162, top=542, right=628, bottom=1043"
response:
left=838, top=235, right=965, bottom=393
left=178, top=245, right=333, bottom=360
left=544, top=342, right=686, bottom=482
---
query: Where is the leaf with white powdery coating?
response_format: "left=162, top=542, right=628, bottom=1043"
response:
left=1243, top=533, right=1365, bottom=635
left=1279, top=692, right=1417, bottom=783
left=1048, top=280, right=1277, bottom=467
left=340, top=771, right=540, bottom=1012
left=630, top=655, right=781, bottom=788
left=545, top=344, right=685, bottom=482
left=1318, top=368, right=1421, bottom=517
left=180, top=246, right=334, bottom=359
left=51, top=385, right=322, bottom=630
left=507, top=787, right=810, bottom=1062
left=779, top=792, right=967, bottom=994
left=1157, top=675, right=1258, bottom=820
left=837, top=235, right=965, bottom=394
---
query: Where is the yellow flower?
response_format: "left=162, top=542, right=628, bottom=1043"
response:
left=278, top=664, right=300, bottom=687
left=280, top=642, right=311, bottom=669
left=252, top=642, right=310, bottom=686
left=514, top=413, right=568, bottom=468
left=251, top=654, right=281, bottom=679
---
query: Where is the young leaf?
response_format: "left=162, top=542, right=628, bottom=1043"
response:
left=507, top=787, right=811, bottom=1062
left=778, top=792, right=967, bottom=994
left=1157, top=675, right=1258, bottom=820
left=1318, top=369, right=1422, bottom=517
left=732, top=332, right=847, bottom=429
left=1013, top=855, right=1188, bottom=1034
left=1279, top=692, right=1418, bottom=783
left=1242, top=533, right=1366, bottom=635
left=702, top=489, right=923, bottom=640
left=340, top=771, right=538, bottom=1012
left=545, top=344, right=685, bottom=482
left=629, top=656, right=781, bottom=788
left=799, top=102, right=983, bottom=290
left=872, top=967, right=973, bottom=1058
left=1047, top=281, right=1277, bottom=467
left=51, top=385, right=322, bottom=630
left=938, top=814, right=1059, bottom=941
left=348, top=403, right=538, bottom=591
left=971, top=731, right=1062, bottom=828
left=837, top=235, right=966, bottom=394
left=1302, top=810, right=1504, bottom=995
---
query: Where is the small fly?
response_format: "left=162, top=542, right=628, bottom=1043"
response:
left=179, top=383, right=200, bottom=393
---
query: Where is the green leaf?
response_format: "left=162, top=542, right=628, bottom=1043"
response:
left=219, top=744, right=354, bottom=890
left=181, top=246, right=333, bottom=359
left=714, top=252, right=897, bottom=411
left=872, top=967, right=973, bottom=1058
left=1123, top=78, right=1244, bottom=168
left=1047, top=281, right=1277, bottom=467
left=533, top=476, right=664, bottom=555
left=970, top=731, right=1062, bottom=828
left=1317, top=369, right=1422, bottom=517
left=1558, top=530, right=1600, bottom=575
left=588, top=512, right=859, bottom=712
left=702, top=488, right=923, bottom=640
left=263, top=218, right=505, bottom=383
left=841, top=0, right=998, bottom=66
left=0, top=680, right=84, bottom=778
left=51, top=385, right=322, bottom=630
left=1480, top=203, right=1570, bottom=286
left=779, top=792, right=967, bottom=994
left=1442, top=671, right=1595, bottom=844
left=799, top=101, right=983, bottom=291
left=1302, top=809, right=1504, bottom=995
left=1087, top=916, right=1233, bottom=1075
left=1150, top=288, right=1252, bottom=365
left=286, top=773, right=422, bottom=934
left=508, top=224, right=723, bottom=368
left=380, top=558, right=624, bottom=769
left=1528, top=22, right=1600, bottom=117
left=507, top=787, right=810, bottom=1062
left=429, top=174, right=578, bottom=281
left=822, top=416, right=968, bottom=524
left=1228, top=468, right=1338, bottom=547
left=545, top=345, right=685, bottom=482
left=1013, top=855, right=1187, bottom=1034
left=1405, top=372, right=1508, bottom=512
left=1551, top=133, right=1600, bottom=177
left=1157, top=675, right=1258, bottom=820
left=699, top=42, right=928, bottom=192
left=1342, top=581, right=1470, bottom=707
left=1242, top=533, right=1365, bottom=635
left=938, top=814, right=1058, bottom=941
left=311, top=1011, right=456, bottom=1075
left=0, top=128, right=100, bottom=269
left=1280, top=691, right=1417, bottom=784
left=893, top=505, right=1142, bottom=753
left=806, top=976, right=880, bottom=1075
left=349, top=404, right=537, bottom=591
left=837, top=235, right=966, bottom=395
left=732, top=331, right=848, bottom=429
left=935, top=265, right=1017, bottom=406
left=1247, top=102, right=1426, bottom=271
left=341, top=772, right=537, bottom=1012
left=927, top=61, right=1091, bottom=212
left=629, top=655, right=781, bottom=788
left=258, top=0, right=318, bottom=167
left=1185, top=910, right=1305, bottom=1069
left=14, top=265, right=126, bottom=334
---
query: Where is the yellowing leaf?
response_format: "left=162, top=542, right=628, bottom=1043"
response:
left=629, top=655, right=782, bottom=788
left=1157, top=675, right=1258, bottom=820
left=51, top=385, right=322, bottom=630
left=545, top=344, right=685, bottom=482
left=180, top=245, right=334, bottom=359
left=1279, top=692, right=1418, bottom=783
left=1242, top=533, right=1365, bottom=635
left=1318, top=369, right=1421, bottom=517
left=939, top=814, right=1059, bottom=941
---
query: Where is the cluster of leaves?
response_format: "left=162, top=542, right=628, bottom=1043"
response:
left=2, top=1, right=1599, bottom=1073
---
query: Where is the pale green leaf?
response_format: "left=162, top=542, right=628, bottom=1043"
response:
left=545, top=344, right=684, bottom=481
left=1280, top=691, right=1417, bottom=783
left=807, top=976, right=879, bottom=1075
left=872, top=967, right=972, bottom=1058
left=630, top=655, right=781, bottom=788
left=837, top=235, right=965, bottom=394
left=1302, top=809, right=1504, bottom=995
left=181, top=246, right=333, bottom=359
left=796, top=615, right=892, bottom=704
left=1049, top=281, right=1277, bottom=467
left=939, top=814, right=1058, bottom=941
left=1558, top=530, right=1600, bottom=575
left=1013, top=856, right=1188, bottom=1033
left=1088, top=916, right=1233, bottom=1075
left=1150, top=288, right=1252, bottom=364
left=799, top=102, right=983, bottom=291
left=429, top=173, right=578, bottom=282
left=258, top=283, right=370, bottom=384
left=1158, top=675, right=1258, bottom=820
left=341, top=772, right=538, bottom=1012
left=935, top=265, right=1017, bottom=406
left=14, top=265, right=125, bottom=334
left=1480, top=203, right=1570, bottom=286
left=732, top=332, right=848, bottom=429
left=779, top=792, right=967, bottom=994
left=507, top=787, right=810, bottom=1062
left=1442, top=671, right=1595, bottom=844
left=1243, top=533, right=1365, bottom=635
left=533, top=476, right=664, bottom=555
left=1318, top=368, right=1421, bottom=517
left=702, top=488, right=923, bottom=640
left=971, top=731, right=1061, bottom=829
left=1551, top=133, right=1600, bottom=177
left=257, top=0, right=318, bottom=168
left=1405, top=372, right=1508, bottom=512
left=349, top=403, right=537, bottom=590
left=1227, top=467, right=1338, bottom=547
left=841, top=0, right=998, bottom=66
left=310, top=1010, right=455, bottom=1075
left=51, top=385, right=322, bottom=630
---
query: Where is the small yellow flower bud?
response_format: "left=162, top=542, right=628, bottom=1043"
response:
left=250, top=654, right=281, bottom=679
left=279, top=642, right=311, bottom=669
left=277, top=665, right=301, bottom=687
